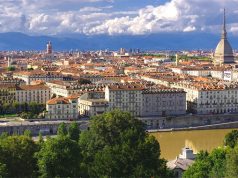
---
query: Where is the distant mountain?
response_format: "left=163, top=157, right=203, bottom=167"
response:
left=0, top=32, right=237, bottom=51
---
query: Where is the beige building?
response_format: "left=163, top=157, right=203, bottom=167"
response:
left=16, top=84, right=51, bottom=104
left=171, top=82, right=238, bottom=114
left=13, top=70, right=64, bottom=85
left=105, top=84, right=144, bottom=116
left=46, top=96, right=79, bottom=119
left=79, top=92, right=108, bottom=117
left=105, top=84, right=186, bottom=117
left=141, top=88, right=186, bottom=117
left=0, top=84, right=16, bottom=105
left=46, top=80, right=104, bottom=97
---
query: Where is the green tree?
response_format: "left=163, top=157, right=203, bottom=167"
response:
left=79, top=78, right=92, bottom=85
left=2, top=103, right=10, bottom=114
left=29, top=102, right=39, bottom=115
left=224, top=130, right=238, bottom=148
left=0, top=135, right=38, bottom=177
left=37, top=136, right=82, bottom=177
left=0, top=162, right=7, bottom=177
left=183, top=151, right=211, bottom=178
left=12, top=102, right=20, bottom=113
left=24, top=130, right=32, bottom=137
left=225, top=146, right=238, bottom=178
left=209, top=148, right=227, bottom=178
left=183, top=148, right=227, bottom=178
left=79, top=110, right=169, bottom=178
left=7, top=66, right=15, bottom=71
left=38, top=132, right=44, bottom=146
left=68, top=122, right=80, bottom=141
left=57, top=123, right=68, bottom=137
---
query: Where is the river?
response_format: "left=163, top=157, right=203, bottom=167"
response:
left=151, top=128, right=238, bottom=161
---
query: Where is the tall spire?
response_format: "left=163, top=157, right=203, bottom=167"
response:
left=222, top=8, right=227, bottom=39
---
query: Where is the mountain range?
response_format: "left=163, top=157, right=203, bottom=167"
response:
left=0, top=32, right=237, bottom=51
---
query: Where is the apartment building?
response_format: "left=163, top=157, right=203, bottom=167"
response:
left=46, top=80, right=105, bottom=97
left=171, top=82, right=238, bottom=114
left=46, top=95, right=79, bottom=119
left=0, top=84, right=16, bottom=105
left=13, top=70, right=64, bottom=84
left=79, top=92, right=108, bottom=117
left=16, top=84, right=51, bottom=104
left=104, top=84, right=186, bottom=117
left=0, top=77, right=26, bottom=85
left=105, top=84, right=144, bottom=116
left=141, top=88, right=186, bottom=117
left=141, top=73, right=238, bottom=114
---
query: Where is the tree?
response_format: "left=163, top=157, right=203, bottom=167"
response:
left=79, top=110, right=169, bottom=178
left=183, top=151, right=211, bottom=178
left=37, top=136, right=82, bottom=177
left=24, top=130, right=32, bottom=137
left=29, top=102, right=39, bottom=115
left=0, top=162, right=7, bottom=177
left=78, top=78, right=92, bottom=85
left=224, top=130, right=238, bottom=148
left=57, top=123, right=68, bottom=137
left=225, top=146, right=238, bottom=178
left=0, top=135, right=38, bottom=177
left=68, top=122, right=80, bottom=141
left=7, top=66, right=15, bottom=71
left=209, top=148, right=227, bottom=178
left=183, top=148, right=227, bottom=178
left=38, top=132, right=44, bottom=146
left=12, top=102, right=20, bottom=113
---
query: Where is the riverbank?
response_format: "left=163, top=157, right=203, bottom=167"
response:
left=148, top=121, right=238, bottom=133
left=140, top=113, right=238, bottom=131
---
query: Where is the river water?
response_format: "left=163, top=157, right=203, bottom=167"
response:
left=151, top=129, right=238, bottom=161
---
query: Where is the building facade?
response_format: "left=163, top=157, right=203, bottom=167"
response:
left=105, top=84, right=186, bottom=117
left=16, top=84, right=51, bottom=104
left=0, top=84, right=16, bottom=105
left=13, top=71, right=64, bottom=85
left=141, top=88, right=186, bottom=117
left=46, top=96, right=79, bottom=119
left=79, top=92, right=108, bottom=117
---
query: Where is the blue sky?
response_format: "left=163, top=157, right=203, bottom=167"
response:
left=0, top=0, right=237, bottom=36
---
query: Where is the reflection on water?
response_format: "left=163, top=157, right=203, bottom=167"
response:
left=151, top=129, right=238, bottom=160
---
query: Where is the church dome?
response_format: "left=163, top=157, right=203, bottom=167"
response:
left=213, top=9, right=234, bottom=64
left=214, top=39, right=233, bottom=57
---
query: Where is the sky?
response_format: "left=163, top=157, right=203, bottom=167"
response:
left=0, top=0, right=237, bottom=36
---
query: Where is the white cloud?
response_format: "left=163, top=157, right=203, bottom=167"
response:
left=86, top=0, right=238, bottom=35
left=183, top=26, right=196, bottom=32
left=0, top=0, right=237, bottom=35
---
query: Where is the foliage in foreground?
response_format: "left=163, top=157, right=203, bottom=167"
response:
left=0, top=110, right=172, bottom=178
left=183, top=129, right=238, bottom=178
left=79, top=110, right=171, bottom=177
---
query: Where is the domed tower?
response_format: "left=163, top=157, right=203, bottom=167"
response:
left=214, top=9, right=234, bottom=64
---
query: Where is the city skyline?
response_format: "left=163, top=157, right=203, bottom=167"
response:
left=0, top=0, right=237, bottom=36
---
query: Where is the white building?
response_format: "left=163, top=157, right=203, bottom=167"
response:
left=13, top=70, right=64, bottom=85
left=105, top=84, right=186, bottom=117
left=141, top=88, right=186, bottom=117
left=171, top=82, right=238, bottom=114
left=79, top=92, right=108, bottom=117
left=46, top=95, right=79, bottom=119
left=105, top=84, right=144, bottom=116
left=46, top=80, right=104, bottom=97
left=16, top=84, right=51, bottom=104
